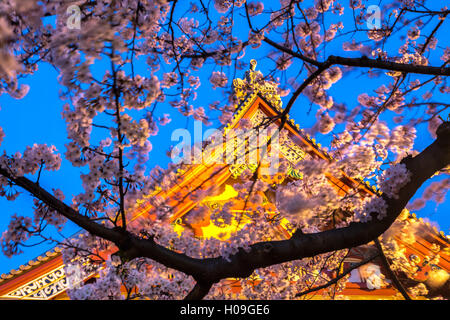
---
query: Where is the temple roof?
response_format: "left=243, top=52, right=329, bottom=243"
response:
left=0, top=247, right=62, bottom=285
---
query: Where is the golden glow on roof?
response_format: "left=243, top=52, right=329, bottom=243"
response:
left=200, top=210, right=253, bottom=241
left=203, top=184, right=238, bottom=203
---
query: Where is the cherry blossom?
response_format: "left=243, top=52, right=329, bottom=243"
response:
left=209, top=71, right=228, bottom=89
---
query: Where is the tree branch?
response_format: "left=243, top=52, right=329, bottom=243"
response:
left=326, top=55, right=450, bottom=77
left=295, top=253, right=379, bottom=298
left=184, top=282, right=213, bottom=300
left=374, top=238, right=412, bottom=300
left=282, top=60, right=332, bottom=117
left=262, top=37, right=450, bottom=77
left=0, top=166, right=123, bottom=245
left=263, top=37, right=322, bottom=67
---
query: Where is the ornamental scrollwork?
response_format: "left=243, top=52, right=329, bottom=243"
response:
left=1, top=265, right=68, bottom=300
left=232, top=59, right=282, bottom=111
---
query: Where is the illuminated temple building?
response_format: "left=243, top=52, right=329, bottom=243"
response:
left=0, top=61, right=449, bottom=300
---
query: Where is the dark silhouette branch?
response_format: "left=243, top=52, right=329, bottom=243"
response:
left=326, top=55, right=450, bottom=76
left=374, top=238, right=412, bottom=300
left=295, top=253, right=380, bottom=298
left=185, top=36, right=450, bottom=78
left=184, top=282, right=213, bottom=300
left=262, top=37, right=322, bottom=67
left=282, top=60, right=332, bottom=117
left=0, top=167, right=124, bottom=245
left=262, top=37, right=450, bottom=77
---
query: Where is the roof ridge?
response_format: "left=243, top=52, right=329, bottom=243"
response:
left=0, top=246, right=61, bottom=284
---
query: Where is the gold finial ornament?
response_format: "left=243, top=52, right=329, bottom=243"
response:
left=232, top=59, right=283, bottom=111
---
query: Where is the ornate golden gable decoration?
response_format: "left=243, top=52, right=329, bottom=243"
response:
left=1, top=265, right=67, bottom=300
left=232, top=59, right=282, bottom=111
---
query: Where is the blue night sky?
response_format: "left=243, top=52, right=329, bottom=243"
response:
left=0, top=1, right=449, bottom=275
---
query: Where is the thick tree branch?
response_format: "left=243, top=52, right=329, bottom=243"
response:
left=0, top=165, right=209, bottom=280
left=184, top=282, right=213, bottom=300
left=0, top=167, right=124, bottom=245
left=326, top=55, right=450, bottom=77
left=262, top=37, right=450, bottom=77
left=186, top=37, right=449, bottom=78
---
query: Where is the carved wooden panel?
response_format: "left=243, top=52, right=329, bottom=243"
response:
left=1, top=265, right=67, bottom=300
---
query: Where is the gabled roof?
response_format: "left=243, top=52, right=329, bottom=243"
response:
left=0, top=247, right=62, bottom=285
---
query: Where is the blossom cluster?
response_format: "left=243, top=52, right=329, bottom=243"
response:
left=378, top=163, right=411, bottom=199
left=209, top=71, right=228, bottom=89
left=0, top=214, right=32, bottom=257
left=0, top=144, right=61, bottom=177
